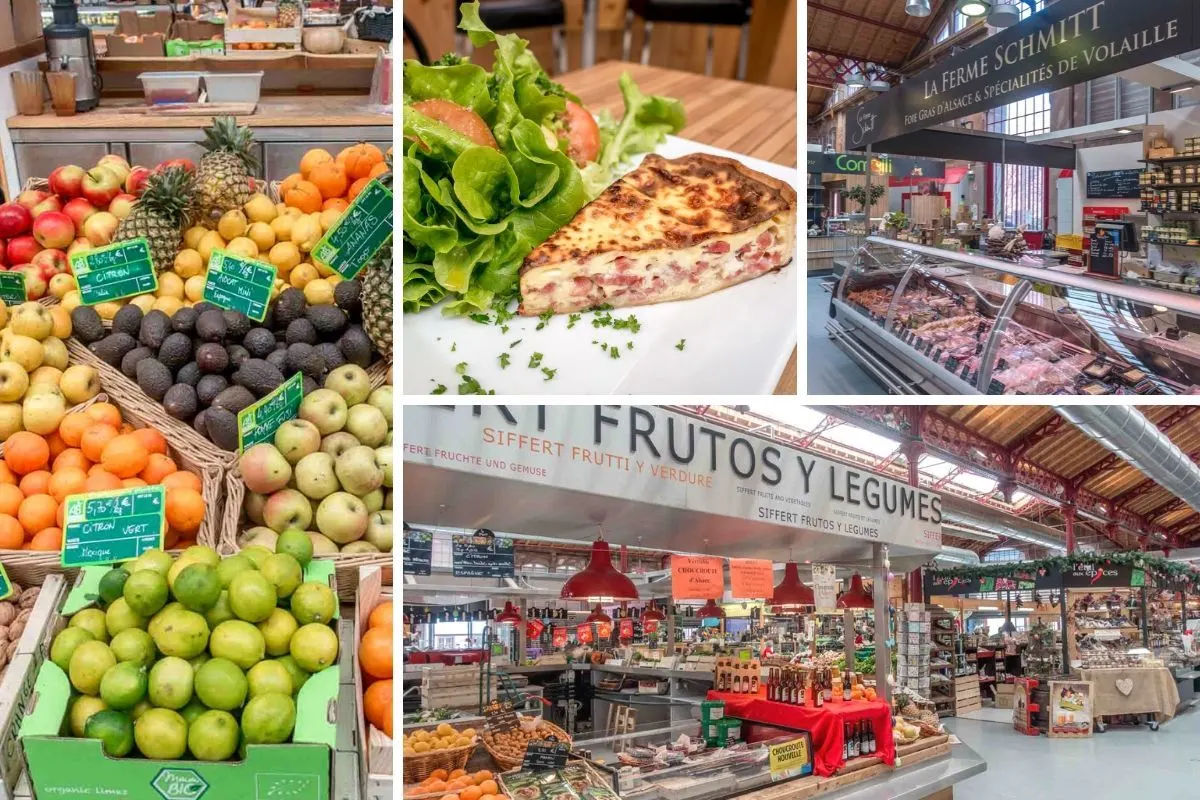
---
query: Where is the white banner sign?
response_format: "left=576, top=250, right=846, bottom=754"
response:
left=812, top=564, right=838, bottom=614
left=403, top=405, right=943, bottom=551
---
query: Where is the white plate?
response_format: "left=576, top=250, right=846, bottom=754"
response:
left=401, top=136, right=798, bottom=396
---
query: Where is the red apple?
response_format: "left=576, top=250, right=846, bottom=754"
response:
left=81, top=166, right=122, bottom=207
left=6, top=236, right=38, bottom=265
left=157, top=158, right=196, bottom=174
left=96, top=154, right=131, bottom=185
left=31, top=248, right=68, bottom=279
left=67, top=238, right=92, bottom=262
left=0, top=240, right=8, bottom=268
left=125, top=166, right=152, bottom=196
left=48, top=165, right=86, bottom=198
left=16, top=265, right=47, bottom=300
left=31, top=195, right=62, bottom=218
left=62, top=197, right=98, bottom=232
left=108, top=193, right=137, bottom=220
left=82, top=211, right=118, bottom=247
left=32, top=211, right=74, bottom=250
left=16, top=190, right=47, bottom=212
left=0, top=202, right=32, bottom=238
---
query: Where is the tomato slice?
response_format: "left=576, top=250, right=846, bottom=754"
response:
left=410, top=99, right=498, bottom=149
left=561, top=101, right=601, bottom=166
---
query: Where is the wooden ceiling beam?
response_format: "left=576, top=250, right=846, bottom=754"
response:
left=808, top=2, right=929, bottom=41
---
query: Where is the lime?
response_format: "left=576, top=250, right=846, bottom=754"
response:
left=123, top=570, right=169, bottom=617
left=173, top=563, right=222, bottom=612
left=148, top=656, right=194, bottom=710
left=179, top=697, right=208, bottom=726
left=99, top=661, right=147, bottom=710
left=85, top=709, right=134, bottom=757
left=194, top=657, right=248, bottom=711
left=149, top=607, right=209, bottom=659
left=182, top=545, right=220, bottom=567
left=70, top=608, right=109, bottom=643
left=289, top=581, right=336, bottom=625
left=98, top=569, right=130, bottom=607
left=129, top=548, right=173, bottom=577
left=167, top=555, right=203, bottom=592
left=204, top=590, right=236, bottom=629
left=276, top=529, right=313, bottom=568
left=189, top=652, right=211, bottom=672
left=241, top=693, right=295, bottom=744
left=130, top=699, right=152, bottom=721
left=104, top=597, right=147, bottom=637
left=69, top=695, right=108, bottom=737
left=289, top=623, right=339, bottom=673
left=228, top=571, right=277, bottom=623
left=69, top=640, right=116, bottom=696
left=258, top=608, right=299, bottom=657
left=240, top=545, right=273, bottom=569
left=110, top=628, right=156, bottom=668
left=134, top=708, right=188, bottom=760
left=261, top=553, right=303, bottom=599
left=50, top=627, right=94, bottom=673
left=189, top=709, right=240, bottom=761
left=210, top=620, right=265, bottom=670
left=275, top=656, right=309, bottom=696
left=247, top=659, right=292, bottom=698
left=216, top=554, right=256, bottom=588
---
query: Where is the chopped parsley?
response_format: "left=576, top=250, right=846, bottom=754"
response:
left=675, top=339, right=686, bottom=351
left=535, top=310, right=554, bottom=331
left=454, top=361, right=468, bottom=375
left=457, top=375, right=494, bottom=395
left=528, top=352, right=544, bottom=368
left=431, top=384, right=447, bottom=395
left=591, top=311, right=640, bottom=334
left=609, top=346, right=621, bottom=359
left=509, top=339, right=523, bottom=349
left=542, top=367, right=557, bottom=381
left=626, top=341, right=634, bottom=350
left=498, top=352, right=511, bottom=369
left=432, top=52, right=468, bottom=67
left=567, top=313, right=581, bottom=329
left=468, top=313, right=490, bottom=324
left=500, top=324, right=510, bottom=334
left=450, top=342, right=457, bottom=352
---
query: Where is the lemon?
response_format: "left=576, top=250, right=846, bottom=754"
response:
left=247, top=222, right=276, bottom=252
left=184, top=275, right=206, bottom=302
left=156, top=271, right=185, bottom=299
left=290, top=215, right=322, bottom=252
left=269, top=241, right=301, bottom=272
left=288, top=263, right=317, bottom=289
left=94, top=301, right=123, bottom=321
left=49, top=273, right=76, bottom=299
left=227, top=237, right=259, bottom=260
left=129, top=294, right=156, bottom=314
left=153, top=297, right=184, bottom=316
left=174, top=249, right=204, bottom=279
left=61, top=290, right=82, bottom=313
left=244, top=193, right=278, bottom=223
left=318, top=208, right=341, bottom=232
left=183, top=225, right=208, bottom=250
left=198, top=230, right=226, bottom=263
left=275, top=202, right=290, bottom=217
left=302, top=278, right=333, bottom=305
left=218, top=209, right=249, bottom=241
left=270, top=213, right=296, bottom=242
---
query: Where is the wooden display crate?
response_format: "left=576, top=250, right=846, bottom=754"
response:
left=954, top=674, right=981, bottom=715
left=224, top=1, right=302, bottom=52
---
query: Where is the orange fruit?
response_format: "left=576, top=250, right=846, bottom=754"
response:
left=122, top=478, right=147, bottom=489
left=164, top=527, right=181, bottom=550
left=0, top=515, right=23, bottom=549
left=300, top=148, right=334, bottom=178
left=17, top=494, right=57, bottom=535
left=284, top=180, right=322, bottom=214
left=84, top=403, right=122, bottom=429
left=0, top=485, right=22, bottom=517
left=368, top=161, right=389, bottom=179
left=5, top=432, right=49, bottom=475
left=173, top=538, right=196, bottom=551
left=53, top=449, right=91, bottom=473
left=429, top=770, right=448, bottom=783
left=59, top=413, right=92, bottom=447
left=18, top=470, right=51, bottom=497
left=80, top=424, right=119, bottom=463
left=322, top=197, right=349, bottom=213
left=309, top=162, right=348, bottom=200
left=448, top=770, right=466, bottom=780
left=427, top=782, right=447, bottom=794
left=478, top=781, right=498, bottom=796
left=84, top=470, right=122, bottom=493
left=165, top=488, right=204, bottom=533
left=347, top=177, right=370, bottom=202
left=337, top=143, right=383, bottom=180
left=443, top=794, right=460, bottom=800
left=29, top=527, right=62, bottom=551
left=88, top=463, right=111, bottom=476
left=473, top=772, right=493, bottom=783
left=47, top=468, right=87, bottom=504
left=0, top=463, right=16, bottom=485
left=140, top=453, right=178, bottom=484
left=364, top=679, right=393, bottom=736
left=56, top=503, right=65, bottom=528
left=100, top=434, right=150, bottom=479
left=45, top=432, right=67, bottom=461
left=161, top=471, right=202, bottom=493
left=131, top=428, right=168, bottom=456
left=359, top=626, right=392, bottom=679
left=461, top=787, right=482, bottom=800
left=369, top=601, right=392, bottom=631
left=279, top=172, right=303, bottom=198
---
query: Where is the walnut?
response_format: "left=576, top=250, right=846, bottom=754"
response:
left=5, top=641, right=17, bottom=663
left=8, top=621, right=25, bottom=643
left=0, top=604, right=16, bottom=627
left=0, top=649, right=10, bottom=673
left=15, top=609, right=30, bottom=625
left=18, top=588, right=38, bottom=609
left=0, top=626, right=10, bottom=644
left=9, top=583, right=21, bottom=598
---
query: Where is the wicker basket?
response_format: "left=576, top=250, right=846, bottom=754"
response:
left=482, top=719, right=572, bottom=772
left=366, top=358, right=391, bottom=389
left=402, top=739, right=478, bottom=785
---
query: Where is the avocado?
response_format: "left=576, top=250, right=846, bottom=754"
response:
left=195, top=342, right=230, bottom=374
left=157, top=332, right=193, bottom=372
left=265, top=350, right=288, bottom=374
left=162, top=383, right=198, bottom=421
left=193, top=408, right=209, bottom=438
left=111, top=304, right=144, bottom=338
left=222, top=311, right=251, bottom=343
left=196, top=374, right=229, bottom=406
left=306, top=305, right=347, bottom=339
left=176, top=361, right=202, bottom=387
left=120, top=346, right=154, bottom=380
left=135, top=359, right=173, bottom=402
left=210, top=385, right=256, bottom=414
left=195, top=309, right=228, bottom=343
left=243, top=328, right=276, bottom=359
left=193, top=302, right=218, bottom=317
left=315, top=342, right=345, bottom=372
left=285, top=318, right=317, bottom=346
left=90, top=333, right=138, bottom=368
left=138, top=310, right=172, bottom=350
left=271, top=288, right=307, bottom=329
left=71, top=307, right=106, bottom=344
left=204, top=407, right=240, bottom=451
left=171, top=307, right=199, bottom=335
left=302, top=375, right=319, bottom=396
left=227, top=344, right=250, bottom=369
left=233, top=359, right=285, bottom=398
left=338, top=326, right=373, bottom=368
left=333, top=280, right=362, bottom=318
left=285, top=343, right=325, bottom=378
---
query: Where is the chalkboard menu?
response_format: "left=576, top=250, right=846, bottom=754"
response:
left=1086, top=169, right=1142, bottom=199
left=1088, top=229, right=1119, bottom=278
left=484, top=701, right=519, bottom=734
left=452, top=530, right=515, bottom=577
left=403, top=525, right=432, bottom=576
left=521, top=736, right=570, bottom=772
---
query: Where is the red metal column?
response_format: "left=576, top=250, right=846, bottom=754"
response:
left=1063, top=504, right=1077, bottom=554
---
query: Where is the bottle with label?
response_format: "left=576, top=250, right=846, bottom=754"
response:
left=767, top=668, right=776, bottom=701
left=842, top=723, right=851, bottom=761
left=822, top=670, right=832, bottom=704
left=849, top=722, right=859, bottom=758
left=732, top=666, right=742, bottom=694
left=842, top=672, right=852, bottom=702
left=867, top=720, right=876, bottom=754
left=814, top=673, right=824, bottom=708
left=750, top=660, right=760, bottom=694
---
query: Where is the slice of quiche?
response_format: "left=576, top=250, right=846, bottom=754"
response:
left=518, top=153, right=796, bottom=315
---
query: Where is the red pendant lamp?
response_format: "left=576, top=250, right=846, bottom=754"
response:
left=495, top=601, right=523, bottom=624
left=641, top=601, right=666, bottom=622
left=837, top=573, right=874, bottom=609
left=697, top=598, right=725, bottom=619
left=561, top=537, right=639, bottom=601
left=771, top=562, right=815, bottom=608
left=586, top=604, right=612, bottom=624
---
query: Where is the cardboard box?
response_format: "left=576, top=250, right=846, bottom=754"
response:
left=104, top=9, right=172, bottom=57
left=171, top=19, right=225, bottom=42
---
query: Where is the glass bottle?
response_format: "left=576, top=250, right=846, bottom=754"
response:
left=822, top=670, right=832, bottom=703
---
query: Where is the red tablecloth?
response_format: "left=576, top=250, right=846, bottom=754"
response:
left=707, top=689, right=894, bottom=777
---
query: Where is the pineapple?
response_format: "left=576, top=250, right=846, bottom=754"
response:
left=361, top=161, right=393, bottom=360
left=114, top=166, right=196, bottom=273
left=278, top=0, right=301, bottom=27
left=195, top=116, right=260, bottom=224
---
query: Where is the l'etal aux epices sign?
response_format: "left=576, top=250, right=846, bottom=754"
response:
left=402, top=406, right=943, bottom=551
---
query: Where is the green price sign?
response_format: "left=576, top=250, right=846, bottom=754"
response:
left=311, top=179, right=392, bottom=280
left=237, top=371, right=304, bottom=453
left=203, top=249, right=277, bottom=322
left=70, top=238, right=159, bottom=305
left=62, top=485, right=166, bottom=567
left=0, top=563, right=12, bottom=602
left=0, top=272, right=26, bottom=306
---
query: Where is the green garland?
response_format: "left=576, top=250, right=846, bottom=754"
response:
left=927, top=551, right=1200, bottom=590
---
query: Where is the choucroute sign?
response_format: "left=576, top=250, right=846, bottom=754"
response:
left=403, top=405, right=943, bottom=551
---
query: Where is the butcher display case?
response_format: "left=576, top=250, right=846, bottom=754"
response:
left=827, top=237, right=1200, bottom=395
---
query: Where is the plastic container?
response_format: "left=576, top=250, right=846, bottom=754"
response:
left=203, top=71, right=264, bottom=104
left=136, top=71, right=203, bottom=104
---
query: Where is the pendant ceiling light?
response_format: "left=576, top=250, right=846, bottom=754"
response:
left=957, top=0, right=990, bottom=16
left=586, top=604, right=612, bottom=624
left=837, top=573, right=874, bottom=609
left=846, top=73, right=867, bottom=88
left=641, top=601, right=666, bottom=622
left=987, top=2, right=1020, bottom=27
left=905, top=0, right=932, bottom=16
left=868, top=79, right=890, bottom=92
left=560, top=537, right=639, bottom=601
left=495, top=600, right=523, bottom=625
left=697, top=598, right=725, bottom=620
left=771, top=562, right=814, bottom=608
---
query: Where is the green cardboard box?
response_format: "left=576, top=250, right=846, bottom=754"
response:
left=19, top=562, right=341, bottom=800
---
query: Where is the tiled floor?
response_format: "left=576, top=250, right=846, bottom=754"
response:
left=947, top=708, right=1200, bottom=799
left=805, top=275, right=884, bottom=395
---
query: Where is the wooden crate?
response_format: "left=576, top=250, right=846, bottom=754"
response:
left=224, top=1, right=301, bottom=52
left=954, top=675, right=981, bottom=715
left=353, top=565, right=392, bottom=800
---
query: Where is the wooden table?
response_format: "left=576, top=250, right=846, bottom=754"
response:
left=559, top=62, right=799, bottom=394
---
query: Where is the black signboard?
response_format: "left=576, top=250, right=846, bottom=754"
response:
left=452, top=530, right=515, bottom=578
left=850, top=0, right=1199, bottom=149
left=1061, top=562, right=1137, bottom=589
left=521, top=736, right=571, bottom=772
left=807, top=152, right=946, bottom=179
left=1087, top=169, right=1142, bottom=199
left=484, top=701, right=520, bottom=734
left=402, top=525, right=433, bottom=576
left=1088, top=229, right=1118, bottom=278
left=925, top=570, right=1056, bottom=597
